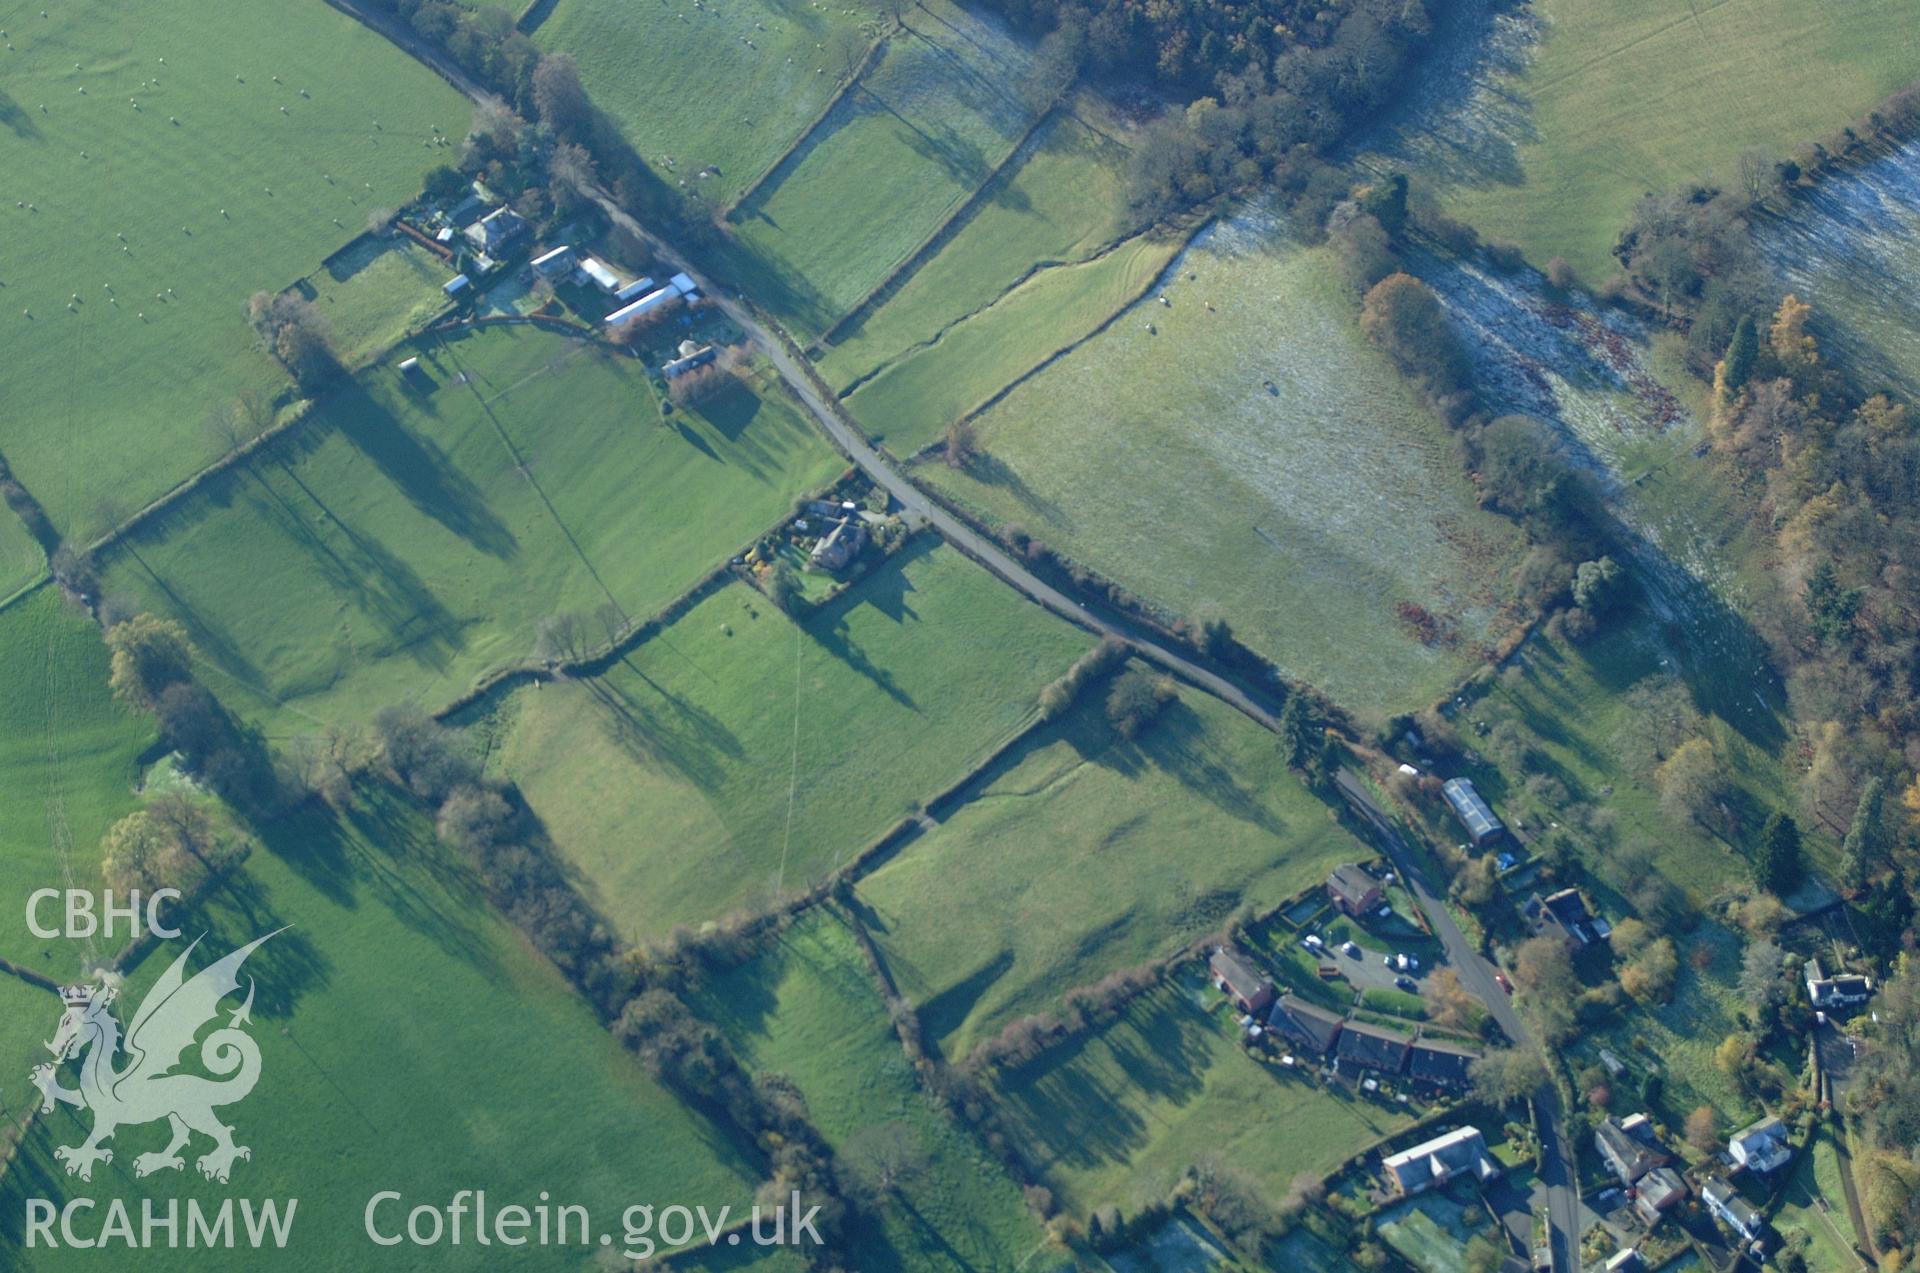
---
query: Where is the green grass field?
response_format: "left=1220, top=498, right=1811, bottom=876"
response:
left=920, top=213, right=1527, bottom=720
left=0, top=589, right=154, bottom=975
left=990, top=980, right=1412, bottom=1215
left=535, top=0, right=878, bottom=208
left=0, top=0, right=470, bottom=540
left=843, top=229, right=1182, bottom=456
left=0, top=515, right=46, bottom=600
left=96, top=323, right=839, bottom=730
left=857, top=669, right=1365, bottom=1059
left=296, top=235, right=451, bottom=369
left=0, top=974, right=62, bottom=1124
left=720, top=1, right=1040, bottom=338
left=815, top=106, right=1137, bottom=393
left=0, top=785, right=759, bottom=1270
left=690, top=909, right=1047, bottom=1270
left=1371, top=0, right=1920, bottom=281
left=489, top=539, right=1089, bottom=941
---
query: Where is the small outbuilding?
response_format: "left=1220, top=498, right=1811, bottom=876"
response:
left=577, top=255, right=621, bottom=293
left=397, top=356, right=420, bottom=374
left=443, top=273, right=471, bottom=298
left=1441, top=777, right=1504, bottom=847
left=614, top=275, right=657, bottom=303
left=530, top=245, right=576, bottom=278
left=604, top=286, right=679, bottom=327
left=662, top=345, right=717, bottom=379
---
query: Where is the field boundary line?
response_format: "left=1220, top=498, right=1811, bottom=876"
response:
left=0, top=574, right=52, bottom=620
left=515, top=0, right=560, bottom=33
left=835, top=221, right=1158, bottom=399
left=721, top=27, right=895, bottom=221
left=813, top=100, right=1063, bottom=352
left=930, top=216, right=1197, bottom=429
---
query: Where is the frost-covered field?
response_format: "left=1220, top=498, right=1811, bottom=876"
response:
left=1758, top=137, right=1920, bottom=396
left=1419, top=253, right=1782, bottom=734
left=922, top=207, right=1528, bottom=719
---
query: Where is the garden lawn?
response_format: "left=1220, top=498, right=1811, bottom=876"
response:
left=489, top=539, right=1089, bottom=941
left=1580, top=920, right=1756, bottom=1126
left=0, top=514, right=45, bottom=601
left=815, top=106, right=1137, bottom=394
left=0, top=0, right=469, bottom=540
left=720, top=0, right=1040, bottom=338
left=857, top=669, right=1365, bottom=1059
left=297, top=236, right=452, bottom=369
left=535, top=0, right=877, bottom=209
left=95, top=323, right=838, bottom=730
left=690, top=909, right=1045, bottom=1271
left=0, top=785, right=759, bottom=1271
left=0, top=589, right=153, bottom=975
left=843, top=229, right=1181, bottom=457
left=920, top=211, right=1527, bottom=720
left=990, top=981, right=1412, bottom=1215
left=1376, top=0, right=1920, bottom=281
left=1774, top=1127, right=1867, bottom=1272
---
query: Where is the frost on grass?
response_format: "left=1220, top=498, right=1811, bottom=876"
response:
left=1756, top=136, right=1920, bottom=397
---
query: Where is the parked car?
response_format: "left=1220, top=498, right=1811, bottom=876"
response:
left=1376, top=903, right=1393, bottom=919
left=1395, top=976, right=1418, bottom=993
left=1340, top=941, right=1360, bottom=958
left=1304, top=934, right=1324, bottom=951
left=1494, top=971, right=1514, bottom=994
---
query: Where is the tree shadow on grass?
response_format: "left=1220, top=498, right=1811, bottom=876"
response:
left=1139, top=699, right=1289, bottom=838
left=112, top=536, right=271, bottom=699
left=952, top=449, right=1074, bottom=529
left=336, top=787, right=503, bottom=979
left=796, top=539, right=936, bottom=712
left=324, top=378, right=518, bottom=560
left=167, top=868, right=333, bottom=1022
left=586, top=663, right=746, bottom=796
left=996, top=992, right=1214, bottom=1174
left=1345, top=0, right=1539, bottom=193
left=0, top=87, right=42, bottom=140
left=917, top=949, right=1013, bottom=1053
left=246, top=458, right=465, bottom=671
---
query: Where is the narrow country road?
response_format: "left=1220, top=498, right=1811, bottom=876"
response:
left=1337, top=770, right=1580, bottom=1273
left=329, top=0, right=1286, bottom=729
left=329, top=7, right=1582, bottom=1265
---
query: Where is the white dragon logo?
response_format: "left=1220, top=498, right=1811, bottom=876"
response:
left=30, top=930, right=281, bottom=1184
